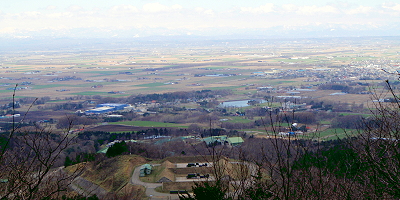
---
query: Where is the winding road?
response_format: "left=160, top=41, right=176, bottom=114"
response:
left=130, top=161, right=257, bottom=199
left=130, top=165, right=180, bottom=200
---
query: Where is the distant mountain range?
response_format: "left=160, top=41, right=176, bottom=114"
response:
left=1, top=25, right=400, bottom=52
left=3, top=23, right=400, bottom=39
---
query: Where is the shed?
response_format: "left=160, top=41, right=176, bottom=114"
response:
left=140, top=164, right=152, bottom=177
left=203, top=135, right=228, bottom=146
left=226, top=137, right=244, bottom=146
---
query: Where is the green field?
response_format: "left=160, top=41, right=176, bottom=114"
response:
left=208, top=86, right=244, bottom=90
left=80, top=70, right=118, bottom=74
left=74, top=82, right=121, bottom=87
left=70, top=91, right=110, bottom=95
left=32, top=84, right=70, bottom=89
left=131, top=87, right=174, bottom=92
left=1, top=95, right=28, bottom=99
left=196, top=76, right=245, bottom=84
left=134, top=82, right=166, bottom=87
left=319, top=120, right=331, bottom=125
left=308, top=128, right=358, bottom=140
left=0, top=90, right=12, bottom=94
left=338, top=113, right=371, bottom=117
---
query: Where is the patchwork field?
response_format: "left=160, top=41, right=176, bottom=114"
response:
left=1, top=39, right=397, bottom=107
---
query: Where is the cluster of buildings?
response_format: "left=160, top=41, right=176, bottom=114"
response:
left=0, top=114, right=20, bottom=119
left=251, top=61, right=396, bottom=83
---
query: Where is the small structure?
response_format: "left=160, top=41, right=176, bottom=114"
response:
left=140, top=164, right=152, bottom=177
left=202, top=135, right=228, bottom=146
left=226, top=137, right=244, bottom=146
left=203, top=135, right=244, bottom=146
left=0, top=179, right=8, bottom=183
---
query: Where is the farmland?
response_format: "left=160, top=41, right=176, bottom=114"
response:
left=0, top=37, right=398, bottom=102
left=1, top=37, right=400, bottom=138
left=2, top=37, right=400, bottom=199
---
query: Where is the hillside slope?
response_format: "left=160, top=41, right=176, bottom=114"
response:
left=67, top=155, right=149, bottom=199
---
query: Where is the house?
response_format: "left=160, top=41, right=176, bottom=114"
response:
left=140, top=164, right=152, bottom=177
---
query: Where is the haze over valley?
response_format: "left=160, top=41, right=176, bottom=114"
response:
left=1, top=0, right=400, bottom=199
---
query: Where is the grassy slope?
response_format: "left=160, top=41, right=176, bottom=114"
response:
left=78, top=155, right=149, bottom=192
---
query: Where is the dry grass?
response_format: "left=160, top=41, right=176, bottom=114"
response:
left=162, top=182, right=195, bottom=192
left=140, top=161, right=176, bottom=183
left=114, top=184, right=146, bottom=199
left=213, top=158, right=251, bottom=180
left=78, top=155, right=148, bottom=192
left=318, top=93, right=371, bottom=104
left=157, top=161, right=176, bottom=182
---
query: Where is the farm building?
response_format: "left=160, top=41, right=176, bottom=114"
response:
left=203, top=135, right=228, bottom=146
left=85, top=103, right=129, bottom=114
left=96, top=103, right=129, bottom=110
left=140, top=164, right=152, bottom=177
left=226, top=137, right=244, bottom=146
left=203, top=135, right=244, bottom=146
left=85, top=106, right=115, bottom=114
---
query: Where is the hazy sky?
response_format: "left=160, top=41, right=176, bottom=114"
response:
left=1, top=0, right=399, bottom=38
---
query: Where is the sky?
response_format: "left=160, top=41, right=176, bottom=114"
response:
left=1, top=0, right=400, bottom=38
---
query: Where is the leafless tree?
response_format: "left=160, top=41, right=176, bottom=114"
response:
left=347, top=79, right=400, bottom=198
left=0, top=86, right=84, bottom=199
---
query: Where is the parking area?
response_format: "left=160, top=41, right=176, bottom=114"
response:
left=175, top=162, right=213, bottom=168
left=175, top=176, right=215, bottom=182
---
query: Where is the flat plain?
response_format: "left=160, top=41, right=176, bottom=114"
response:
left=1, top=38, right=399, bottom=106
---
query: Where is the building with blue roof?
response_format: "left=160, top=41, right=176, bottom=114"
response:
left=96, top=103, right=129, bottom=109
left=85, top=103, right=129, bottom=114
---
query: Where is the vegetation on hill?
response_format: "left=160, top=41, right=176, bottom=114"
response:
left=70, top=155, right=148, bottom=199
left=0, top=97, right=85, bottom=199
left=106, top=141, right=128, bottom=157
